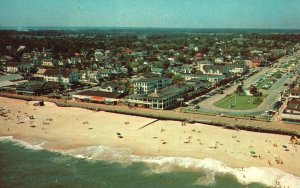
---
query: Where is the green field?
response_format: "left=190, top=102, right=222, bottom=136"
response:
left=214, top=94, right=267, bottom=110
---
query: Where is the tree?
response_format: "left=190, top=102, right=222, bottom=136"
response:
left=164, top=71, right=174, bottom=79
left=172, top=74, right=184, bottom=84
left=235, top=85, right=244, bottom=95
left=249, top=85, right=258, bottom=96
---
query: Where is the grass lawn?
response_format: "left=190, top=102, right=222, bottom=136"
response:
left=256, top=78, right=274, bottom=89
left=214, top=94, right=267, bottom=110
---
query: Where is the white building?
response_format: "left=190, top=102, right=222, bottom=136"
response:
left=43, top=69, right=79, bottom=84
left=134, top=77, right=171, bottom=94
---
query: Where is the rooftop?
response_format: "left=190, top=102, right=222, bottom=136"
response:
left=127, top=84, right=189, bottom=100
left=44, top=69, right=74, bottom=77
left=74, top=90, right=124, bottom=99
left=135, top=77, right=169, bottom=83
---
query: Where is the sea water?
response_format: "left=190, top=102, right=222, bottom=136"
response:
left=0, top=137, right=297, bottom=188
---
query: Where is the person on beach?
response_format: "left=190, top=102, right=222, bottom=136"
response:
left=268, top=160, right=272, bottom=166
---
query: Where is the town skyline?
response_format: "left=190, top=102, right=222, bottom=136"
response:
left=1, top=0, right=300, bottom=29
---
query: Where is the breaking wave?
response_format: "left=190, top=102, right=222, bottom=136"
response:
left=1, top=136, right=300, bottom=188
left=0, top=136, right=45, bottom=150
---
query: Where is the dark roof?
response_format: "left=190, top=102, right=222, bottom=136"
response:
left=43, top=81, right=62, bottom=89
left=75, top=90, right=124, bottom=99
left=291, top=88, right=300, bottom=95
left=287, top=99, right=300, bottom=111
left=44, top=69, right=73, bottom=77
left=5, top=61, right=19, bottom=67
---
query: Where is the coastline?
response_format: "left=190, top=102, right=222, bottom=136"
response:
left=1, top=96, right=300, bottom=185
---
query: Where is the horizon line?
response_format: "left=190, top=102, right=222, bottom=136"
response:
left=1, top=26, right=300, bottom=30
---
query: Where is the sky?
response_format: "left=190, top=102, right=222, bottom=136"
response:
left=0, top=0, right=300, bottom=29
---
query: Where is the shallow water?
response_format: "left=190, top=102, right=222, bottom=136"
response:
left=0, top=139, right=270, bottom=188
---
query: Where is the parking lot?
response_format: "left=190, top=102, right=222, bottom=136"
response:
left=184, top=67, right=291, bottom=117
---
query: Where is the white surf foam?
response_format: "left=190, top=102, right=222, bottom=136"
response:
left=64, top=145, right=300, bottom=188
left=1, top=138, right=299, bottom=188
left=0, top=136, right=44, bottom=150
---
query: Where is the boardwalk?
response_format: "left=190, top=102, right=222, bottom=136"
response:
left=1, top=93, right=300, bottom=136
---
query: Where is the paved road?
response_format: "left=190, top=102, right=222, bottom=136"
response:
left=194, top=68, right=291, bottom=116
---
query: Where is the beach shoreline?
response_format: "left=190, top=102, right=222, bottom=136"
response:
left=1, top=96, right=300, bottom=180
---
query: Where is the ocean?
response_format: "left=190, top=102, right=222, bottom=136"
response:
left=0, top=137, right=297, bottom=188
left=1, top=26, right=300, bottom=34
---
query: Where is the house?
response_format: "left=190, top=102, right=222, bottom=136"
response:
left=228, top=64, right=249, bottom=75
left=151, top=66, right=164, bottom=76
left=281, top=99, right=300, bottom=123
left=33, top=68, right=47, bottom=78
left=21, top=53, right=31, bottom=60
left=96, top=81, right=126, bottom=93
left=180, top=65, right=193, bottom=74
left=179, top=73, right=225, bottom=84
left=246, top=59, right=262, bottom=68
left=79, top=70, right=99, bottom=83
left=167, top=66, right=181, bottom=74
left=215, top=57, right=224, bottom=64
left=68, top=57, right=81, bottom=65
left=125, top=84, right=192, bottom=110
left=4, top=61, right=19, bottom=73
left=94, top=49, right=104, bottom=61
left=43, top=69, right=79, bottom=84
left=41, top=59, right=54, bottom=67
left=97, top=68, right=113, bottom=78
left=194, top=52, right=204, bottom=60
left=194, top=60, right=212, bottom=72
left=134, top=77, right=171, bottom=94
left=289, top=88, right=300, bottom=99
left=201, top=65, right=228, bottom=76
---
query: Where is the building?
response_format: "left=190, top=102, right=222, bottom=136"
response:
left=126, top=84, right=192, bottom=110
left=0, top=74, right=26, bottom=93
left=79, top=70, right=98, bottom=83
left=281, top=99, right=300, bottom=123
left=72, top=90, right=124, bottom=105
left=97, top=81, right=126, bottom=93
left=4, top=61, right=19, bottom=73
left=151, top=67, right=164, bottom=76
left=246, top=59, right=262, bottom=68
left=97, top=68, right=113, bottom=78
left=180, top=73, right=225, bottom=84
left=43, top=69, right=79, bottom=84
left=201, top=65, right=228, bottom=76
left=134, top=77, right=171, bottom=94
left=289, top=88, right=300, bottom=99
left=41, top=59, right=54, bottom=67
left=228, top=64, right=249, bottom=75
left=33, top=68, right=47, bottom=78
left=16, top=81, right=45, bottom=95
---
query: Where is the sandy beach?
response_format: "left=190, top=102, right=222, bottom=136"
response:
left=1, top=96, right=300, bottom=178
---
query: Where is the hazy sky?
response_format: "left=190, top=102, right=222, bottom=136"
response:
left=1, top=0, right=300, bottom=29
